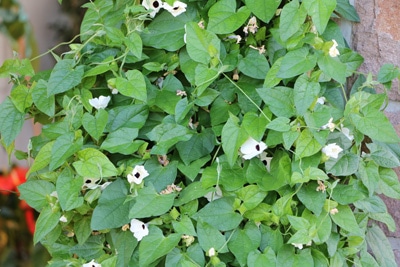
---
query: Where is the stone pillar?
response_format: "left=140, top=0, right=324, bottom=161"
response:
left=0, top=0, right=61, bottom=169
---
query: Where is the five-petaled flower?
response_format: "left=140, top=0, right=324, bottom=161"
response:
left=322, top=143, right=343, bottom=159
left=89, top=95, right=111, bottom=110
left=163, top=1, right=187, bottom=17
left=240, top=137, right=267, bottom=160
left=329, top=39, right=340, bottom=57
left=82, top=259, right=101, bottom=267
left=127, top=165, right=149, bottom=184
left=142, top=0, right=163, bottom=18
left=130, top=218, right=149, bottom=241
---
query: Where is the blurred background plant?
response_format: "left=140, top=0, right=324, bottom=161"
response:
left=0, top=0, right=87, bottom=265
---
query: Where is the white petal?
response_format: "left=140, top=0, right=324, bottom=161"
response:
left=82, top=259, right=101, bottom=267
left=240, top=138, right=267, bottom=160
left=130, top=219, right=149, bottom=241
left=322, top=143, right=343, bottom=159
left=163, top=1, right=187, bottom=17
left=89, top=95, right=111, bottom=109
left=127, top=165, right=149, bottom=184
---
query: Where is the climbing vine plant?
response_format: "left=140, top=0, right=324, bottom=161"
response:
left=1, top=0, right=400, bottom=266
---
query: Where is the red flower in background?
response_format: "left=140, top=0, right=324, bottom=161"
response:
left=0, top=166, right=35, bottom=235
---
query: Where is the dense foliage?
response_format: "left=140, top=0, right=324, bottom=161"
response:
left=1, top=0, right=400, bottom=266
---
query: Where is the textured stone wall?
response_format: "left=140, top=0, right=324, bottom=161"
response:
left=353, top=0, right=400, bottom=98
left=352, top=0, right=400, bottom=262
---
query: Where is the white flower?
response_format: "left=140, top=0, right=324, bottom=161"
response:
left=142, top=0, right=163, bottom=18
left=82, top=259, right=101, bottom=267
left=50, top=191, right=59, bottom=199
left=240, top=137, right=267, bottom=160
left=322, top=143, right=343, bottom=159
left=82, top=178, right=100, bottom=189
left=243, top=16, right=258, bottom=34
left=316, top=96, right=326, bottom=105
left=291, top=241, right=312, bottom=250
left=260, top=152, right=273, bottom=172
left=89, top=95, right=111, bottom=110
left=59, top=215, right=68, bottom=223
left=340, top=124, right=354, bottom=141
left=127, top=165, right=149, bottom=184
left=204, top=185, right=223, bottom=202
left=330, top=208, right=339, bottom=215
left=208, top=247, right=216, bottom=257
left=329, top=39, right=340, bottom=57
left=130, top=219, right=149, bottom=241
left=291, top=243, right=304, bottom=249
left=163, top=1, right=187, bottom=17
left=226, top=35, right=242, bottom=44
left=321, top=117, right=335, bottom=132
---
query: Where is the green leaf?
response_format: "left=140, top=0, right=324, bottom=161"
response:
left=277, top=47, right=317, bottom=79
left=238, top=49, right=270, bottom=80
left=331, top=183, right=366, bottom=205
left=194, top=65, right=220, bottom=96
left=100, top=127, right=141, bottom=154
left=91, top=179, right=130, bottom=230
left=378, top=168, right=400, bottom=199
left=207, top=0, right=251, bottom=34
left=141, top=10, right=194, bottom=51
left=34, top=205, right=61, bottom=245
left=257, top=87, right=295, bottom=118
left=56, top=168, right=84, bottom=211
left=139, top=226, right=181, bottom=267
left=339, top=48, right=364, bottom=77
left=242, top=112, right=269, bottom=140
left=32, top=79, right=55, bottom=117
left=165, top=245, right=205, bottom=267
left=185, top=22, right=221, bottom=64
left=0, top=97, right=25, bottom=146
left=350, top=110, right=399, bottom=144
left=172, top=215, right=197, bottom=236
left=335, top=0, right=360, bottom=22
left=18, top=180, right=55, bottom=211
left=260, top=225, right=284, bottom=252
left=325, top=152, right=359, bottom=176
left=237, top=185, right=267, bottom=213
left=377, top=63, right=400, bottom=84
left=176, top=129, right=215, bottom=165
left=129, top=185, right=176, bottom=218
left=221, top=114, right=247, bottom=166
left=110, top=229, right=138, bottom=267
left=296, top=129, right=323, bottom=159
left=293, top=74, right=321, bottom=116
left=303, top=0, right=337, bottom=34
left=357, top=161, right=380, bottom=196
left=73, top=148, right=118, bottom=178
left=116, top=70, right=147, bottom=102
left=125, top=32, right=143, bottom=59
left=144, top=160, right=178, bottom=192
left=264, top=57, right=283, bottom=88
left=82, top=108, right=108, bottom=141
left=279, top=0, right=307, bottom=41
left=330, top=204, right=362, bottom=235
left=47, top=59, right=84, bottom=96
left=75, top=216, right=92, bottom=244
left=366, top=224, right=397, bottom=267
left=297, top=182, right=326, bottom=216
left=27, top=141, right=54, bottom=175
left=105, top=105, right=147, bottom=131
left=228, top=222, right=261, bottom=266
left=196, top=220, right=229, bottom=253
left=174, top=181, right=213, bottom=206
left=244, top=0, right=282, bottom=22
left=368, top=143, right=400, bottom=168
left=69, top=235, right=105, bottom=260
left=49, top=133, right=83, bottom=170
left=193, top=197, right=243, bottom=231
left=10, top=84, right=32, bottom=113
left=247, top=248, right=277, bottom=267
left=317, top=54, right=347, bottom=84
left=147, top=122, right=193, bottom=155
left=354, top=195, right=387, bottom=213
